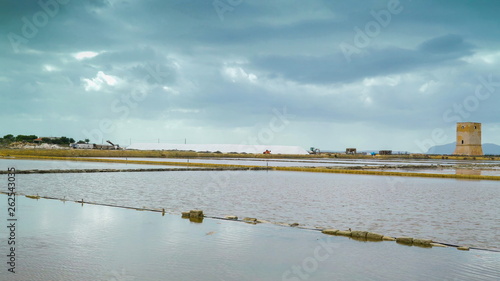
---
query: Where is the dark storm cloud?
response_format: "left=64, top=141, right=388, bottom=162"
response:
left=1, top=0, right=499, bottom=150
left=250, top=34, right=474, bottom=84
left=418, top=34, right=474, bottom=54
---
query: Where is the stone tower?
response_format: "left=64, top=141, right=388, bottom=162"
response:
left=453, top=122, right=483, bottom=156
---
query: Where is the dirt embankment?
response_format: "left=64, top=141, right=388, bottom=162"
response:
left=1, top=148, right=499, bottom=161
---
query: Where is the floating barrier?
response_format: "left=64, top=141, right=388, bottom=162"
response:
left=181, top=210, right=204, bottom=218
left=351, top=230, right=368, bottom=238
left=319, top=227, right=486, bottom=251
left=2, top=191, right=497, bottom=252
left=335, top=230, right=352, bottom=237
left=366, top=232, right=384, bottom=240
left=322, top=229, right=339, bottom=235
left=190, top=210, right=204, bottom=218
left=180, top=210, right=205, bottom=223
left=413, top=238, right=433, bottom=247
left=396, top=237, right=414, bottom=245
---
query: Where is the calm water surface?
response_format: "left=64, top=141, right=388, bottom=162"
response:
left=7, top=167, right=500, bottom=250
left=0, top=158, right=191, bottom=170
left=98, top=156, right=500, bottom=167
left=0, top=196, right=498, bottom=281
left=376, top=168, right=500, bottom=176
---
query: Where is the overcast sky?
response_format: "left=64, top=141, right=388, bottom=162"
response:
left=1, top=0, right=499, bottom=152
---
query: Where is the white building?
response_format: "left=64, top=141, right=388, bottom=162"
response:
left=126, top=143, right=309, bottom=155
left=71, top=143, right=94, bottom=149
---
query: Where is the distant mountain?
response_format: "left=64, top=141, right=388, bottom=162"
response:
left=426, top=142, right=500, bottom=155
left=425, top=143, right=456, bottom=155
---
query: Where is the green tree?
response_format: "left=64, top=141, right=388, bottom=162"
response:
left=3, top=134, right=14, bottom=142
left=58, top=137, right=71, bottom=144
left=16, top=135, right=38, bottom=142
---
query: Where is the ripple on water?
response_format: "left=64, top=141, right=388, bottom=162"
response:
left=9, top=169, right=500, bottom=250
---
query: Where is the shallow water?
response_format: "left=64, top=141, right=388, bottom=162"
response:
left=6, top=167, right=500, bottom=250
left=96, top=156, right=500, bottom=168
left=0, top=196, right=498, bottom=281
left=0, top=158, right=188, bottom=170
left=376, top=168, right=500, bottom=176
left=97, top=156, right=384, bottom=167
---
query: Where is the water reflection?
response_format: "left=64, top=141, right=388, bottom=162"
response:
left=96, top=156, right=500, bottom=168
left=1, top=196, right=498, bottom=281
left=184, top=216, right=204, bottom=223
left=0, top=158, right=187, bottom=170
left=9, top=170, right=500, bottom=250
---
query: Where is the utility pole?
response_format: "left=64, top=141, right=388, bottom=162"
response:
left=185, top=138, right=186, bottom=144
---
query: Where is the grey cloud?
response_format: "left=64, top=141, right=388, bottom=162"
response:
left=1, top=0, right=500, bottom=150
left=249, top=33, right=476, bottom=85
left=418, top=34, right=474, bottom=54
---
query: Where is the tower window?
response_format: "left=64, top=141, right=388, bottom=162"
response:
left=461, top=126, right=464, bottom=129
left=475, top=126, right=477, bottom=129
left=461, top=140, right=464, bottom=144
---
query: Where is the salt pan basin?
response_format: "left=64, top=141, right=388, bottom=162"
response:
left=0, top=195, right=498, bottom=281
